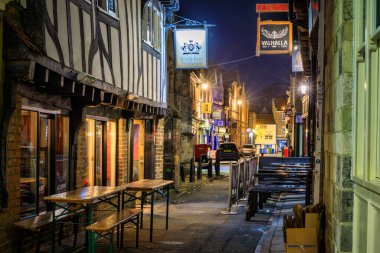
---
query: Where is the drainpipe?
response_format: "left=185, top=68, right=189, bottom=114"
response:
left=288, top=0, right=308, bottom=29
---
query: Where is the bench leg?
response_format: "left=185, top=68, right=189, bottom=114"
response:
left=136, top=215, right=140, bottom=248
left=116, top=224, right=120, bottom=247
left=120, top=224, right=124, bottom=248
left=72, top=215, right=79, bottom=248
left=35, top=231, right=42, bottom=253
left=259, top=193, right=264, bottom=210
left=17, top=230, right=24, bottom=253
left=253, top=191, right=259, bottom=213
left=109, top=231, right=113, bottom=253
left=58, top=223, right=64, bottom=245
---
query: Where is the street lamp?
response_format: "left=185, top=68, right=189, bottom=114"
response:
left=201, top=82, right=209, bottom=90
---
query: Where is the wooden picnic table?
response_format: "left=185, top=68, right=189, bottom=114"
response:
left=121, top=179, right=173, bottom=242
left=44, top=186, right=124, bottom=253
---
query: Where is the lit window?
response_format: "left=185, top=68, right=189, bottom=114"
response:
left=20, top=111, right=69, bottom=219
left=377, top=0, right=380, bottom=29
left=86, top=119, right=116, bottom=186
left=98, top=0, right=117, bottom=17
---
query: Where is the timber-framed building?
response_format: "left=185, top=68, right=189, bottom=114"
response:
left=0, top=0, right=179, bottom=251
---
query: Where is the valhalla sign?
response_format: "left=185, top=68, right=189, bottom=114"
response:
left=256, top=20, right=293, bottom=55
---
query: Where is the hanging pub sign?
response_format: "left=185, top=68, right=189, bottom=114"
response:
left=175, top=28, right=208, bottom=69
left=256, top=20, right=293, bottom=55
left=292, top=47, right=303, bottom=72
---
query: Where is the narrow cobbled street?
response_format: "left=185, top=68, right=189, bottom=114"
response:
left=120, top=175, right=269, bottom=253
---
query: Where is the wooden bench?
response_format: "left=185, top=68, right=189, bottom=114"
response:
left=246, top=164, right=312, bottom=221
left=86, top=208, right=143, bottom=252
left=14, top=209, right=81, bottom=253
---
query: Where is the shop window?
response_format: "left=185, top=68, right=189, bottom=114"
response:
left=142, top=1, right=162, bottom=51
left=98, top=0, right=117, bottom=17
left=354, top=0, right=380, bottom=181
left=377, top=0, right=380, bottom=29
left=20, top=111, right=69, bottom=219
left=86, top=119, right=116, bottom=186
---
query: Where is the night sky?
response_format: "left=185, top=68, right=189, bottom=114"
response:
left=178, top=0, right=292, bottom=109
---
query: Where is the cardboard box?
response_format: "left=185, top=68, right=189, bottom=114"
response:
left=286, top=228, right=318, bottom=253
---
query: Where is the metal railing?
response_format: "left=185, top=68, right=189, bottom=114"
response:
left=221, top=157, right=258, bottom=215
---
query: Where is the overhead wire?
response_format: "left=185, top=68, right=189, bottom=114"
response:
left=209, top=54, right=258, bottom=67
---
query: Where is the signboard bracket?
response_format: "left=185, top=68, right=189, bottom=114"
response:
left=166, top=14, right=216, bottom=29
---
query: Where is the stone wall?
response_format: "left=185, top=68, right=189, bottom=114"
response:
left=76, top=122, right=87, bottom=188
left=155, top=118, right=164, bottom=179
left=172, top=118, right=181, bottom=190
left=323, top=0, right=354, bottom=252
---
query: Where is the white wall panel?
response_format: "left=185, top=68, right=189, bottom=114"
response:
left=57, top=0, right=68, bottom=66
left=111, top=27, right=121, bottom=88
left=143, top=51, right=148, bottom=98
left=100, top=22, right=112, bottom=84
left=70, top=3, right=82, bottom=72
left=153, top=56, right=157, bottom=101
left=83, top=12, right=92, bottom=73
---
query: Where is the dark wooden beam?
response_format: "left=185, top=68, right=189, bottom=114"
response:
left=102, top=92, right=113, bottom=104
left=74, top=82, right=86, bottom=97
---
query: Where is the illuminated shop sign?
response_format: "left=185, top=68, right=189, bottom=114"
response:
left=256, top=21, right=293, bottom=55
left=200, top=103, right=212, bottom=114
left=292, top=47, right=303, bottom=72
left=212, top=110, right=222, bottom=119
left=175, top=28, right=208, bottom=69
left=256, top=3, right=288, bottom=13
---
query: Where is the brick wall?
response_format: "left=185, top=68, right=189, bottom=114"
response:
left=323, top=0, right=354, bottom=252
left=155, top=118, right=164, bottom=179
left=0, top=94, right=21, bottom=253
left=76, top=123, right=87, bottom=188
left=117, top=118, right=129, bottom=185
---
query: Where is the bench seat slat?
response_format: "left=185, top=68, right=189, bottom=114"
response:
left=14, top=209, right=77, bottom=231
left=86, top=209, right=142, bottom=232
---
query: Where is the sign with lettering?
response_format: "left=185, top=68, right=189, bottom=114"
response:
left=175, top=28, right=208, bottom=69
left=256, top=20, right=293, bottom=55
left=256, top=3, right=288, bottom=13
left=212, top=110, right=222, bottom=119
left=200, top=103, right=212, bottom=114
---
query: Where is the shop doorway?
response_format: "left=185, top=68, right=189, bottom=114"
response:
left=132, top=120, right=145, bottom=181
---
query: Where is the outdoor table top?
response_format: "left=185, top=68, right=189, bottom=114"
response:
left=122, top=179, right=173, bottom=191
left=44, top=186, right=125, bottom=204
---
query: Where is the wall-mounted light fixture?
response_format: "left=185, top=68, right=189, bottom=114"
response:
left=77, top=72, right=96, bottom=84
left=300, top=84, right=307, bottom=95
left=237, top=99, right=242, bottom=106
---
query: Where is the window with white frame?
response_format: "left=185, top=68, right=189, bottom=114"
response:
left=142, top=1, right=162, bottom=51
left=354, top=0, right=380, bottom=182
left=98, top=0, right=117, bottom=17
